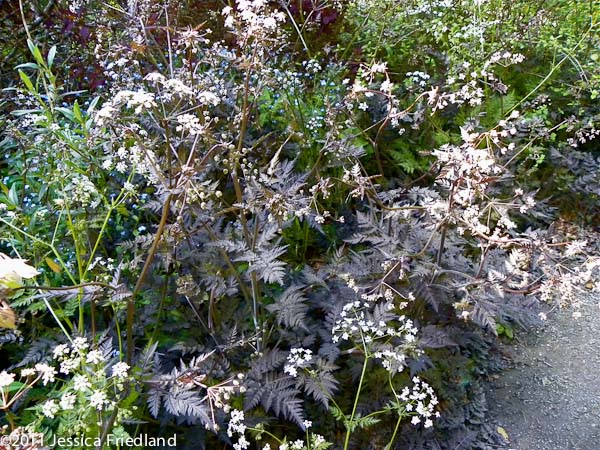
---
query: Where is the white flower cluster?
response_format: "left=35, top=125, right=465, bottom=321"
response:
left=222, top=0, right=286, bottom=44
left=112, top=89, right=157, bottom=114
left=283, top=348, right=313, bottom=377
left=197, top=373, right=246, bottom=428
left=176, top=113, right=207, bottom=136
left=63, top=174, right=100, bottom=208
left=42, top=399, right=59, bottom=418
left=332, top=300, right=418, bottom=346
left=102, top=141, right=157, bottom=186
left=28, top=337, right=133, bottom=419
left=568, top=125, right=600, bottom=148
left=0, top=371, right=15, bottom=388
left=60, top=392, right=77, bottom=411
left=52, top=337, right=129, bottom=382
left=112, top=362, right=130, bottom=379
left=433, top=143, right=499, bottom=202
left=342, top=163, right=375, bottom=200
left=52, top=337, right=107, bottom=376
left=406, top=71, right=431, bottom=87
left=144, top=72, right=221, bottom=106
left=398, top=376, right=440, bottom=428
left=35, top=363, right=56, bottom=385
left=89, top=390, right=109, bottom=410
left=373, top=348, right=408, bottom=373
left=426, top=53, right=525, bottom=112
left=227, top=409, right=250, bottom=450
left=484, top=51, right=525, bottom=68
left=276, top=433, right=328, bottom=450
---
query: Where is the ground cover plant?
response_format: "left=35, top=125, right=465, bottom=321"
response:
left=0, top=0, right=599, bottom=449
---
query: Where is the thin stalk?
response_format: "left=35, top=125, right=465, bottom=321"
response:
left=126, top=194, right=173, bottom=364
left=149, top=271, right=171, bottom=345
left=343, top=331, right=369, bottom=450
left=385, top=415, right=403, bottom=450
left=232, top=48, right=263, bottom=350
left=343, top=356, right=368, bottom=450
left=385, top=374, right=403, bottom=449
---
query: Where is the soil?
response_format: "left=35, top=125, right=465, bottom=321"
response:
left=485, top=291, right=600, bottom=450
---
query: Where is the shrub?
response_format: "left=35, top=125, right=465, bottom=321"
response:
left=0, top=1, right=598, bottom=449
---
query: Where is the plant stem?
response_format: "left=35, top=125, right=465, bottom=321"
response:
left=384, top=414, right=403, bottom=450
left=343, top=351, right=369, bottom=450
left=126, top=194, right=172, bottom=364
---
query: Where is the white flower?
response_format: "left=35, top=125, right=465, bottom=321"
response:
left=111, top=362, right=130, bottom=379
left=60, top=357, right=79, bottom=375
left=53, top=344, right=70, bottom=360
left=303, top=420, right=312, bottom=429
left=370, top=61, right=388, bottom=74
left=176, top=113, right=206, bottom=135
left=35, top=363, right=56, bottom=385
left=86, top=350, right=105, bottom=364
left=89, top=390, right=108, bottom=410
left=565, top=240, right=587, bottom=257
left=144, top=72, right=166, bottom=83
left=227, top=409, right=247, bottom=441
left=0, top=371, right=15, bottom=388
left=72, top=374, right=91, bottom=392
left=411, top=416, right=421, bottom=425
left=21, top=368, right=36, bottom=377
left=291, top=440, right=305, bottom=450
left=59, top=393, right=76, bottom=410
left=284, top=348, right=313, bottom=378
left=72, top=337, right=88, bottom=351
left=233, top=435, right=249, bottom=450
left=42, top=399, right=59, bottom=418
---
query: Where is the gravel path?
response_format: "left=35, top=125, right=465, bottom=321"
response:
left=486, top=291, right=600, bottom=450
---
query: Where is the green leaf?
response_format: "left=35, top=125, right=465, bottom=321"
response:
left=47, top=46, right=57, bottom=68
left=73, top=100, right=83, bottom=123
left=45, top=257, right=62, bottom=274
left=55, top=107, right=75, bottom=121
left=356, top=415, right=381, bottom=429
left=27, top=40, right=45, bottom=66
left=0, top=381, right=25, bottom=393
left=18, top=70, right=35, bottom=92
left=87, top=96, right=100, bottom=114
left=15, top=62, right=40, bottom=70
left=7, top=183, right=19, bottom=206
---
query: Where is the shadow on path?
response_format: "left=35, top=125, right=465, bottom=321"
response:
left=486, top=292, right=600, bottom=450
